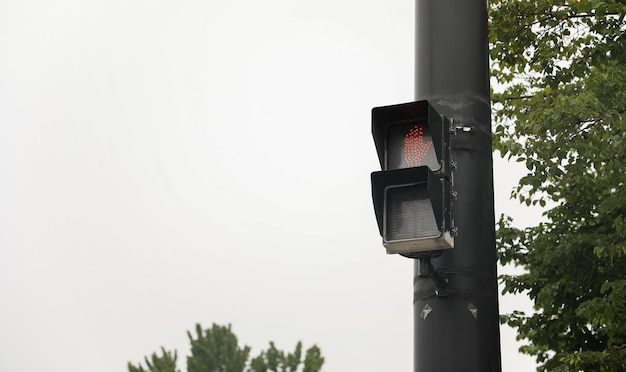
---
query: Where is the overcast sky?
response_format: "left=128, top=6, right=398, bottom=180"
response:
left=1, top=1, right=540, bottom=371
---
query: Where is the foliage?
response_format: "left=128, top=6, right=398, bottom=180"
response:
left=128, top=347, right=179, bottom=372
left=302, top=345, right=324, bottom=372
left=187, top=324, right=250, bottom=372
left=249, top=341, right=306, bottom=372
left=489, top=0, right=626, bottom=370
left=128, top=323, right=324, bottom=372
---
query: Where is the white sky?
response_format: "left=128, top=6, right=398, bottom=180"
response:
left=0, top=1, right=540, bottom=371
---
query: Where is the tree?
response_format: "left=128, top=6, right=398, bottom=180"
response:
left=301, top=345, right=324, bottom=372
left=247, top=341, right=324, bottom=372
left=249, top=341, right=300, bottom=372
left=128, top=323, right=324, bottom=372
left=489, top=0, right=626, bottom=370
left=186, top=324, right=251, bottom=372
left=128, top=347, right=180, bottom=372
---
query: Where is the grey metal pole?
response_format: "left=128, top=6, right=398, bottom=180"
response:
left=413, top=0, right=502, bottom=371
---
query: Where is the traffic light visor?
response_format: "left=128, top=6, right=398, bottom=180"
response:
left=372, top=100, right=449, bottom=175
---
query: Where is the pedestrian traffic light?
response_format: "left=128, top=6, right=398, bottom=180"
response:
left=370, top=100, right=454, bottom=255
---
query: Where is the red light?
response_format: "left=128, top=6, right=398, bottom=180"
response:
left=403, top=125, right=433, bottom=168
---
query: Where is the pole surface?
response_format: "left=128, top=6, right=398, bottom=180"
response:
left=413, top=0, right=502, bottom=371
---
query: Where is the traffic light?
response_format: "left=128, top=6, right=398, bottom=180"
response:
left=370, top=100, right=454, bottom=255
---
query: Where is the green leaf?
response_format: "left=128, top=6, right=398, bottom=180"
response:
left=579, top=0, right=593, bottom=14
left=490, top=0, right=626, bottom=369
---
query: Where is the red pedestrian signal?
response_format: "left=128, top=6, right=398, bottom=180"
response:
left=371, top=100, right=454, bottom=255
left=386, top=122, right=437, bottom=170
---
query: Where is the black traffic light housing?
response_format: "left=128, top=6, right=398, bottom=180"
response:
left=370, top=100, right=454, bottom=255
left=372, top=100, right=451, bottom=178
